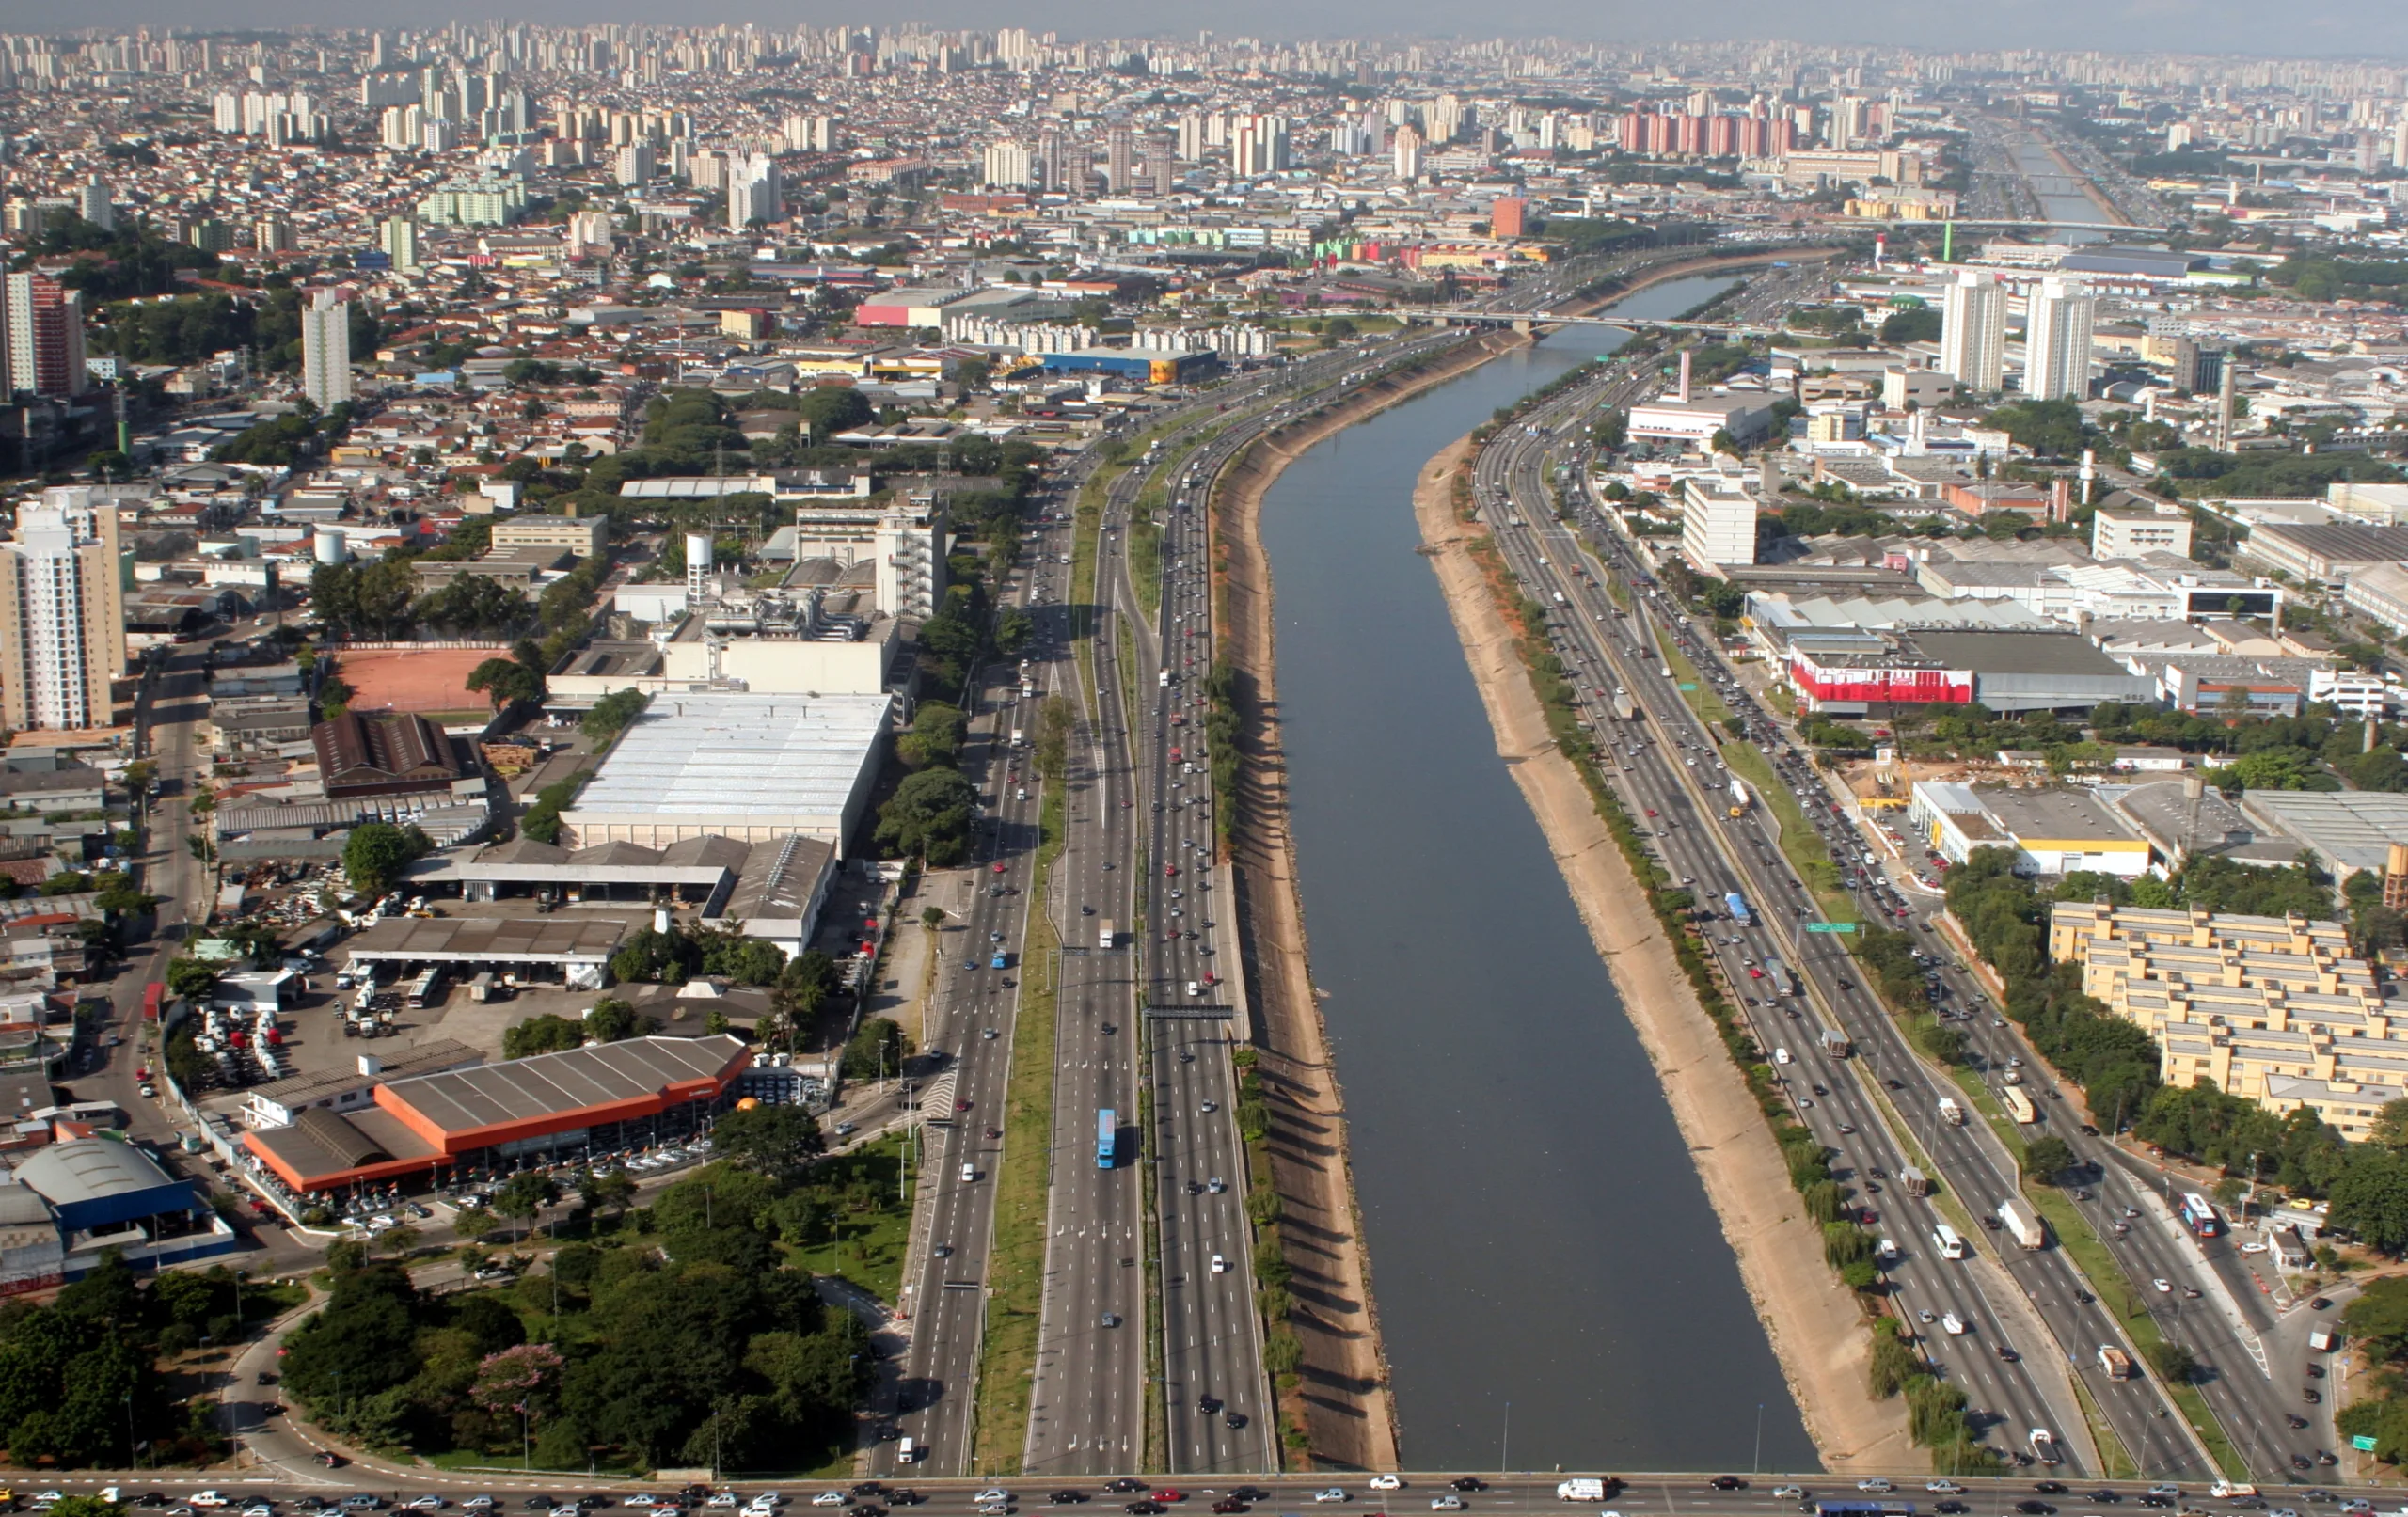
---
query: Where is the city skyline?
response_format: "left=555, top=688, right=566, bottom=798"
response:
left=25, top=4, right=2408, bottom=58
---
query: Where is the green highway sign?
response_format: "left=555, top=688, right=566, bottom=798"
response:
left=1804, top=922, right=1858, bottom=934
left=1677, top=682, right=1698, bottom=691
left=2355, top=1436, right=2379, bottom=1452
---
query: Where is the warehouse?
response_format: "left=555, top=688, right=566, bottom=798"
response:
left=1782, top=628, right=2156, bottom=715
left=342, top=915, right=629, bottom=987
left=1037, top=347, right=1219, bottom=385
left=2237, top=792, right=2408, bottom=881
left=12, top=1138, right=239, bottom=1274
left=557, top=691, right=890, bottom=852
left=243, top=1034, right=751, bottom=1193
left=2240, top=522, right=2408, bottom=585
left=1908, top=780, right=2152, bottom=877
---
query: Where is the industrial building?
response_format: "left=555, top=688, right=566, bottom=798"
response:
left=7, top=1138, right=239, bottom=1279
left=243, top=1033, right=751, bottom=1193
left=1780, top=628, right=2157, bottom=715
left=2050, top=900, right=2408, bottom=1140
left=1909, top=780, right=2152, bottom=877
left=556, top=691, right=889, bottom=853
left=2241, top=522, right=2408, bottom=585
left=341, top=914, right=630, bottom=988
left=1037, top=347, right=1219, bottom=386
left=312, top=712, right=476, bottom=802
left=2236, top=792, right=2408, bottom=882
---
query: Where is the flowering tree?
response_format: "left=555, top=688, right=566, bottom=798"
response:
left=471, top=1342, right=564, bottom=1420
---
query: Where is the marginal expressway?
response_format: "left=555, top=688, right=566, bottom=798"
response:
left=1471, top=311, right=2227, bottom=1478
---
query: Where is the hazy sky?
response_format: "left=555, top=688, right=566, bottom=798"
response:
left=36, top=0, right=2408, bottom=61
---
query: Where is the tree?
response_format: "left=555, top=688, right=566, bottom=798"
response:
left=343, top=821, right=427, bottom=895
left=452, top=1208, right=501, bottom=1242
left=2144, top=1339, right=2196, bottom=1384
left=875, top=767, right=977, bottom=865
left=795, top=386, right=872, bottom=444
left=502, top=1013, right=586, bottom=1058
left=165, top=958, right=220, bottom=999
left=492, top=1172, right=562, bottom=1240
left=467, top=656, right=545, bottom=712
left=2022, top=1136, right=2076, bottom=1182
left=711, top=1103, right=825, bottom=1182
left=584, top=997, right=653, bottom=1042
left=2370, top=1098, right=2408, bottom=1152
left=895, top=703, right=966, bottom=769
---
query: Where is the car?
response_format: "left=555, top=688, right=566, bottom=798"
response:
left=814, top=1498, right=848, bottom=1509
left=2015, top=1505, right=2054, bottom=1514
left=1105, top=1486, right=1145, bottom=1497
left=2148, top=1489, right=2183, bottom=1500
left=410, top=1502, right=449, bottom=1511
left=1212, top=1508, right=1245, bottom=1516
left=2310, top=1296, right=2333, bottom=1310
left=1122, top=1507, right=1161, bottom=1516
left=1210, top=1253, right=1228, bottom=1273
left=1207, top=1177, right=1228, bottom=1193
left=1313, top=1495, right=1348, bottom=1506
left=466, top=1504, right=497, bottom=1512
left=2153, top=1277, right=2173, bottom=1292
left=2304, top=1387, right=2321, bottom=1402
left=2141, top=1501, right=2175, bottom=1509
left=1449, top=1483, right=1484, bottom=1494
left=2090, top=1494, right=2122, bottom=1505
left=2036, top=1486, right=2067, bottom=1497
left=1101, top=1312, right=1122, bottom=1328
left=1711, top=1480, right=1747, bottom=1493
left=1774, top=1491, right=1807, bottom=1502
left=192, top=1499, right=231, bottom=1510
left=1049, top=1497, right=1084, bottom=1508
left=1941, top=1313, right=1966, bottom=1335
left=1937, top=1507, right=1970, bottom=1515
left=1429, top=1502, right=1462, bottom=1513
left=1369, top=1480, right=1402, bottom=1493
left=1148, top=1497, right=1181, bottom=1507
left=975, top=1497, right=1012, bottom=1509
left=1858, top=1483, right=1893, bottom=1495
left=1927, top=1486, right=1964, bottom=1496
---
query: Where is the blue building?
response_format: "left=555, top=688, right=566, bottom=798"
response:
left=13, top=1139, right=239, bottom=1278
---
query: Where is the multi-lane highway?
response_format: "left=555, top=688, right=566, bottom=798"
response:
left=1469, top=302, right=2224, bottom=1478
left=1469, top=285, right=2353, bottom=1479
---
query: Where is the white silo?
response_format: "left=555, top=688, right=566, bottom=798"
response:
left=313, top=527, right=348, bottom=564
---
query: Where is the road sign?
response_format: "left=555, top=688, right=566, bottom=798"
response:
left=1677, top=682, right=1697, bottom=691
left=1804, top=922, right=1858, bottom=934
left=2355, top=1436, right=2379, bottom=1452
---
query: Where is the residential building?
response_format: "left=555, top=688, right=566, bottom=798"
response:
left=1938, top=268, right=2006, bottom=391
left=0, top=489, right=126, bottom=732
left=299, top=289, right=352, bottom=412
left=379, top=216, right=420, bottom=271
left=2050, top=899, right=2408, bottom=1139
left=2022, top=277, right=2096, bottom=402
left=3, top=272, right=87, bottom=399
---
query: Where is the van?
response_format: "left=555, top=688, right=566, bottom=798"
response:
left=896, top=1437, right=918, bottom=1464
left=1016, top=787, right=1028, bottom=801
left=1186, top=980, right=1202, bottom=997
left=961, top=1163, right=976, bottom=1183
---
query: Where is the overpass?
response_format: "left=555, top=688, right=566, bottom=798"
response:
left=1398, top=308, right=1779, bottom=337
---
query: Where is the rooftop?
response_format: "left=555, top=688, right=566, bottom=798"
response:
left=567, top=691, right=891, bottom=825
left=384, top=1033, right=749, bottom=1138
left=1905, top=630, right=2136, bottom=678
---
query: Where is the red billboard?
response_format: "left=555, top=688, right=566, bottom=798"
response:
left=1790, top=649, right=1972, bottom=709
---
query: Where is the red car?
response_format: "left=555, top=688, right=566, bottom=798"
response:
left=1164, top=864, right=1179, bottom=877
left=993, top=862, right=1007, bottom=874
left=1748, top=967, right=1764, bottom=979
left=1150, top=1494, right=1185, bottom=1505
left=955, top=1098, right=973, bottom=1111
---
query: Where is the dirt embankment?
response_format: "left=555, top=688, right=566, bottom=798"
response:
left=1407, top=437, right=1913, bottom=1470
left=1205, top=245, right=1846, bottom=1470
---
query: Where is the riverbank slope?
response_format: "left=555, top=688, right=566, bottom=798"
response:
left=1407, top=435, right=1913, bottom=1469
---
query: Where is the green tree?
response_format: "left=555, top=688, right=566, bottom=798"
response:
left=492, top=1172, right=562, bottom=1240
left=711, top=1103, right=825, bottom=1182
left=467, top=656, right=546, bottom=712
left=895, top=702, right=966, bottom=769
left=343, top=821, right=428, bottom=895
left=2144, top=1339, right=2196, bottom=1384
left=2023, top=1136, right=2076, bottom=1182
left=501, top=1013, right=586, bottom=1058
left=874, top=767, right=977, bottom=865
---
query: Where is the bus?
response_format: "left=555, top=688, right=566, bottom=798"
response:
left=1097, top=1109, right=1117, bottom=1169
left=2001, top=1086, right=2037, bottom=1124
left=1725, top=891, right=1752, bottom=926
left=1932, top=1223, right=1969, bottom=1260
left=1763, top=957, right=1796, bottom=998
left=1815, top=1505, right=1914, bottom=1517
left=2180, top=1193, right=2221, bottom=1238
left=403, top=968, right=448, bottom=1009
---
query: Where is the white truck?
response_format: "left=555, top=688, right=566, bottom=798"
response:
left=1939, top=1096, right=1966, bottom=1126
left=1555, top=1482, right=1609, bottom=1503
left=1998, top=1198, right=2047, bottom=1251
left=2098, top=1344, right=2134, bottom=1380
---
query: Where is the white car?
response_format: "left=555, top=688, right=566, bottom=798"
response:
left=1857, top=1482, right=1893, bottom=1494
left=1775, top=1491, right=1807, bottom=1501
left=243, top=1508, right=275, bottom=1517
left=707, top=1499, right=741, bottom=1510
left=813, top=1499, right=848, bottom=1510
left=1315, top=1493, right=1349, bottom=1506
left=466, top=1502, right=497, bottom=1511
left=550, top=1509, right=580, bottom=1517
left=408, top=1501, right=447, bottom=1511
left=1926, top=1485, right=1964, bottom=1495
left=2153, top=1277, right=2174, bottom=1292
left=1210, top=1253, right=1228, bottom=1273
left=975, top=1494, right=1013, bottom=1509
left=1941, top=1313, right=1966, bottom=1335
left=625, top=1503, right=657, bottom=1511
left=191, top=1497, right=231, bottom=1509
left=1430, top=1502, right=1462, bottom=1513
left=2240, top=1241, right=2268, bottom=1254
left=1369, top=1478, right=1402, bottom=1493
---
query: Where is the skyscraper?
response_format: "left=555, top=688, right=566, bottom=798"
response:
left=1105, top=123, right=1133, bottom=193
left=0, top=487, right=125, bottom=732
left=1938, top=269, right=2006, bottom=393
left=1143, top=132, right=1175, bottom=197
left=982, top=140, right=1032, bottom=188
left=2021, top=277, right=2097, bottom=403
left=4, top=272, right=88, bottom=399
left=1392, top=122, right=1424, bottom=182
left=614, top=142, right=655, bottom=186
left=727, top=151, right=781, bottom=226
left=77, top=179, right=113, bottom=232
left=300, top=288, right=353, bottom=412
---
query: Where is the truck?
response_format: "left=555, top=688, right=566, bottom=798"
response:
left=1727, top=777, right=1750, bottom=818
left=1611, top=689, right=1635, bottom=721
left=1555, top=1481, right=1611, bottom=1503
left=2001, top=1085, right=2037, bottom=1124
left=2098, top=1344, right=2135, bottom=1380
left=1819, top=1026, right=1850, bottom=1059
left=1900, top=1166, right=1930, bottom=1197
left=2029, top=1429, right=2060, bottom=1466
left=1725, top=891, right=1752, bottom=926
left=2310, top=1323, right=2341, bottom=1353
left=1998, top=1198, right=2047, bottom=1250
left=1010, top=728, right=1025, bottom=748
left=1098, top=918, right=1117, bottom=949
left=1939, top=1096, right=1966, bottom=1126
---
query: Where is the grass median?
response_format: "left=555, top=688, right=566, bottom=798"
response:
left=971, top=788, right=1067, bottom=1474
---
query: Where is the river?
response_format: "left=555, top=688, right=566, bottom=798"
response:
left=1257, top=274, right=1818, bottom=1474
left=2005, top=130, right=2113, bottom=242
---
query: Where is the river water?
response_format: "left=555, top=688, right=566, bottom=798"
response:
left=2005, top=131, right=2112, bottom=242
left=1258, top=274, right=1817, bottom=1474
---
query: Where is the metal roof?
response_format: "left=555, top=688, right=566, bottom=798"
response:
left=16, top=1137, right=182, bottom=1207
left=384, top=1034, right=748, bottom=1136
left=345, top=915, right=630, bottom=964
left=565, top=692, right=889, bottom=826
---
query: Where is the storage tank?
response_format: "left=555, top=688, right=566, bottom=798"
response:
left=313, top=527, right=348, bottom=564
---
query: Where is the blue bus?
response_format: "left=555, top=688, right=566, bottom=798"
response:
left=1814, top=1504, right=1912, bottom=1517
left=1098, top=1109, right=1117, bottom=1168
left=1725, top=891, right=1752, bottom=926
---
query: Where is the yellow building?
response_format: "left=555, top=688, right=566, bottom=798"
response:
left=2050, top=900, right=2408, bottom=1137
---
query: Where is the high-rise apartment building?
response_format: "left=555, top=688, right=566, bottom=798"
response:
left=1105, top=123, right=1133, bottom=193
left=0, top=488, right=125, bottom=732
left=981, top=139, right=1033, bottom=189
left=4, top=272, right=87, bottom=399
left=613, top=142, right=655, bottom=186
left=77, top=179, right=113, bottom=232
left=1938, top=269, right=2006, bottom=392
left=1391, top=122, right=1424, bottom=181
left=1681, top=475, right=1759, bottom=571
left=727, top=151, right=781, bottom=226
left=379, top=215, right=420, bottom=270
left=2022, top=277, right=2097, bottom=403
left=1143, top=132, right=1175, bottom=196
left=255, top=216, right=295, bottom=254
left=300, top=288, right=353, bottom=412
